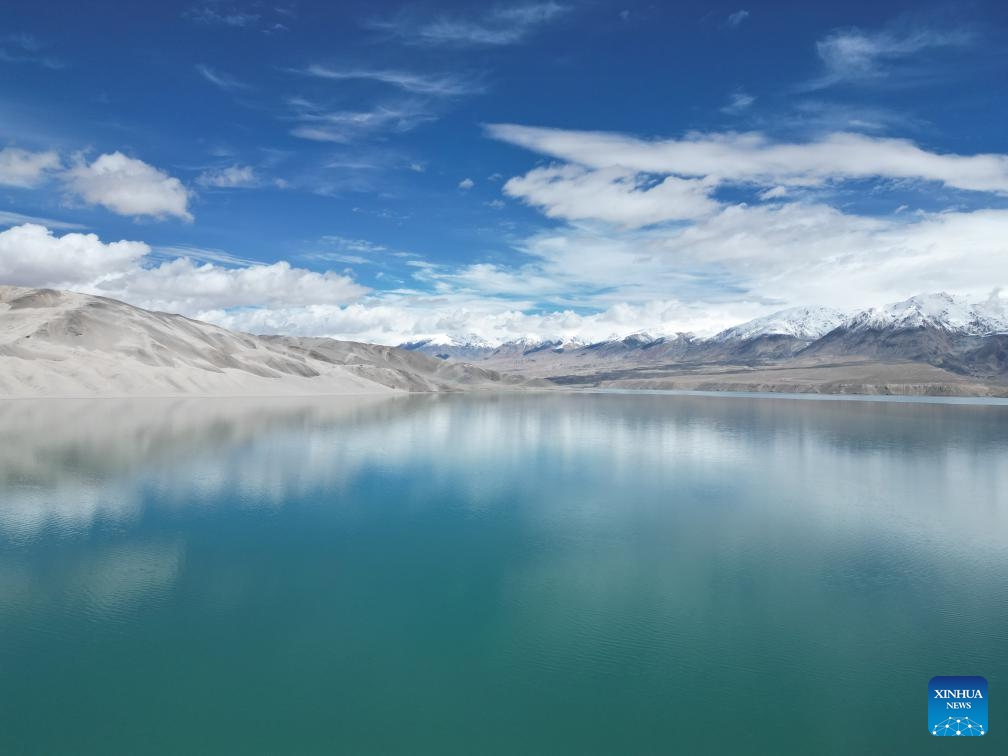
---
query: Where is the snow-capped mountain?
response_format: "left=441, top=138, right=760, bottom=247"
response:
left=843, top=293, right=1008, bottom=336
left=400, top=334, right=495, bottom=360
left=401, top=333, right=494, bottom=349
left=400, top=293, right=1008, bottom=366
left=713, top=306, right=846, bottom=342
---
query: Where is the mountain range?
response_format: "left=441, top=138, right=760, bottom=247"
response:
left=402, top=293, right=1008, bottom=395
left=2, top=286, right=1006, bottom=397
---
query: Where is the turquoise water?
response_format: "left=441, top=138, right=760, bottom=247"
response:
left=1, top=393, right=1006, bottom=754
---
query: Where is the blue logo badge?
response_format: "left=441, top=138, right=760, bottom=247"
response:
left=930, top=676, right=987, bottom=736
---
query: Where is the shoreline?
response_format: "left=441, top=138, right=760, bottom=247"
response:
left=3, top=384, right=1008, bottom=405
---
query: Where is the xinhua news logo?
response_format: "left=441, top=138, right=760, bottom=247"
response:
left=930, top=676, right=987, bottom=736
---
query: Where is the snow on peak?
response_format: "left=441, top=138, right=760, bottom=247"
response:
left=845, top=292, right=1008, bottom=335
left=713, top=306, right=846, bottom=342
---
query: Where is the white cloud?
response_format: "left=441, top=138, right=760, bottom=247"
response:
left=195, top=63, right=250, bottom=90
left=64, top=152, right=192, bottom=220
left=289, top=100, right=436, bottom=143
left=0, top=32, right=63, bottom=69
left=0, top=147, right=60, bottom=188
left=486, top=124, right=1008, bottom=194
left=5, top=184, right=1008, bottom=348
left=182, top=207, right=1005, bottom=344
left=180, top=201, right=1008, bottom=344
left=0, top=223, right=367, bottom=314
left=318, top=235, right=387, bottom=254
left=301, top=235, right=389, bottom=265
left=196, top=164, right=259, bottom=188
left=0, top=223, right=149, bottom=289
left=299, top=65, right=481, bottom=96
left=458, top=177, right=475, bottom=190
left=201, top=297, right=710, bottom=345
left=0, top=210, right=86, bottom=230
left=811, top=26, right=972, bottom=88
left=109, top=258, right=368, bottom=313
left=502, top=165, right=719, bottom=227
left=722, top=91, right=755, bottom=114
left=758, top=186, right=788, bottom=200
left=368, top=3, right=569, bottom=46
left=727, top=10, right=749, bottom=27
left=185, top=4, right=260, bottom=27
left=7, top=117, right=1008, bottom=346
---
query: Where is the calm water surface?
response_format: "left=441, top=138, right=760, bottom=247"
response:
left=1, top=393, right=1006, bottom=754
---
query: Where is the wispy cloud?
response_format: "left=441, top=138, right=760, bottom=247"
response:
left=0, top=33, right=63, bottom=69
left=288, top=98, right=436, bottom=143
left=727, top=10, right=750, bottom=28
left=721, top=91, right=755, bottom=114
left=149, top=244, right=259, bottom=266
left=807, top=24, right=973, bottom=89
left=302, top=235, right=391, bottom=265
left=0, top=210, right=85, bottom=231
left=367, top=3, right=570, bottom=47
left=196, top=164, right=260, bottom=188
left=195, top=63, right=251, bottom=91
left=319, top=235, right=388, bottom=254
left=185, top=3, right=260, bottom=28
left=788, top=100, right=924, bottom=134
left=297, top=65, right=483, bottom=96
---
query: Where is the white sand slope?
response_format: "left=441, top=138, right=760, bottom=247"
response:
left=0, top=286, right=539, bottom=396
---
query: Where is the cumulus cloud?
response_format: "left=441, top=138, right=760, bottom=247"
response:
left=0, top=223, right=149, bottom=289
left=109, top=258, right=368, bottom=313
left=0, top=223, right=367, bottom=314
left=64, top=152, right=192, bottom=220
left=486, top=124, right=1008, bottom=194
left=180, top=202, right=1008, bottom=344
left=201, top=296, right=718, bottom=346
left=5, top=120, right=1007, bottom=345
left=0, top=147, right=61, bottom=188
left=458, top=177, right=475, bottom=190
left=4, top=192, right=1008, bottom=348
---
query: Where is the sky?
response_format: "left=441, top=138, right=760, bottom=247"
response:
left=1, top=0, right=1007, bottom=344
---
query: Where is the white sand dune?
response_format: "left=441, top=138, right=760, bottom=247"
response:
left=0, top=286, right=540, bottom=396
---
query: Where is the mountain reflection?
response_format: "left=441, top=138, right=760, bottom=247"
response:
left=2, top=393, right=1008, bottom=538
left=2, top=393, right=1008, bottom=756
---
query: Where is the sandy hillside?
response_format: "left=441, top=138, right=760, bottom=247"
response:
left=0, top=286, right=542, bottom=396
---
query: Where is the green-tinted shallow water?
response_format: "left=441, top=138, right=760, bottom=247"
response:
left=1, top=393, right=1006, bottom=755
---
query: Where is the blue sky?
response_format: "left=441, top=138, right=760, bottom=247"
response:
left=1, top=0, right=1007, bottom=343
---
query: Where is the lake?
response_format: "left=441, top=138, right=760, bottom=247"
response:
left=1, top=393, right=1006, bottom=754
